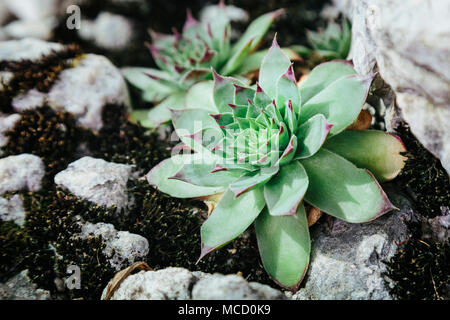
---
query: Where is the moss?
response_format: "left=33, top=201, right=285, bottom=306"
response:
left=395, top=123, right=450, bottom=219
left=89, top=104, right=172, bottom=173
left=1, top=106, right=82, bottom=184
left=0, top=44, right=83, bottom=113
left=123, top=179, right=273, bottom=286
left=385, top=239, right=450, bottom=300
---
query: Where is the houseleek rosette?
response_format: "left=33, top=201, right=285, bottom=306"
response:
left=147, top=36, right=407, bottom=290
left=123, top=1, right=298, bottom=128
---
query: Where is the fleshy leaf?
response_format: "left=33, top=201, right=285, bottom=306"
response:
left=147, top=154, right=225, bottom=198
left=230, top=167, right=278, bottom=197
left=300, top=149, right=395, bottom=223
left=259, top=36, right=292, bottom=98
left=212, top=69, right=244, bottom=113
left=221, top=38, right=254, bottom=76
left=298, top=74, right=374, bottom=137
left=200, top=187, right=265, bottom=258
left=323, top=130, right=407, bottom=182
left=298, top=60, right=356, bottom=105
left=170, top=162, right=245, bottom=187
left=122, top=67, right=174, bottom=102
left=255, top=205, right=310, bottom=291
left=295, top=114, right=332, bottom=159
left=264, top=161, right=309, bottom=216
left=235, top=48, right=301, bottom=75
left=184, top=81, right=217, bottom=111
left=276, top=64, right=301, bottom=114
left=231, top=9, right=284, bottom=55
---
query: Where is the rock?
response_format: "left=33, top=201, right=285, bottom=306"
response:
left=421, top=209, right=450, bottom=244
left=4, top=0, right=59, bottom=21
left=292, top=207, right=411, bottom=300
left=79, top=221, right=149, bottom=271
left=192, top=274, right=285, bottom=300
left=2, top=17, right=57, bottom=40
left=200, top=4, right=249, bottom=24
left=0, top=270, right=51, bottom=300
left=0, top=154, right=45, bottom=195
left=47, top=54, right=130, bottom=131
left=332, top=0, right=450, bottom=174
left=0, top=194, right=26, bottom=226
left=0, top=0, right=11, bottom=26
left=101, top=267, right=285, bottom=300
left=0, top=38, right=64, bottom=62
left=11, top=89, right=46, bottom=112
left=54, top=157, right=133, bottom=211
left=78, top=12, right=134, bottom=51
left=0, top=113, right=20, bottom=149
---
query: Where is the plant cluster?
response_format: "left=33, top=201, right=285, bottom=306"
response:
left=147, top=37, right=407, bottom=290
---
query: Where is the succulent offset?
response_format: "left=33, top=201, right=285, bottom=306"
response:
left=123, top=1, right=297, bottom=128
left=147, top=36, right=407, bottom=290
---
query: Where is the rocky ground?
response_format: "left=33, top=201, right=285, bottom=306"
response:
left=0, top=0, right=449, bottom=300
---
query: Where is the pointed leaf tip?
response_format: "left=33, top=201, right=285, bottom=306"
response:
left=198, top=244, right=216, bottom=262
left=282, top=63, right=297, bottom=83
left=184, top=8, right=200, bottom=31
left=271, top=33, right=280, bottom=49
left=211, top=68, right=225, bottom=84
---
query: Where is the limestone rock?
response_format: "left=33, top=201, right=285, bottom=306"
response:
left=0, top=194, right=26, bottom=226
left=101, top=267, right=285, bottom=300
left=54, top=157, right=133, bottom=211
left=0, top=270, right=51, bottom=300
left=292, top=206, right=411, bottom=300
left=79, top=221, right=149, bottom=271
left=332, top=0, right=450, bottom=174
left=0, top=113, right=20, bottom=149
left=0, top=154, right=45, bottom=195
left=0, top=38, right=64, bottom=62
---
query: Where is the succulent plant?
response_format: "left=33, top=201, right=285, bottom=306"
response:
left=123, top=1, right=299, bottom=128
left=146, top=36, right=407, bottom=290
left=293, top=19, right=352, bottom=60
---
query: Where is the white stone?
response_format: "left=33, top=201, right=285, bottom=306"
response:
left=12, top=89, right=46, bottom=112
left=0, top=270, right=51, bottom=300
left=0, top=113, right=20, bottom=149
left=333, top=0, right=450, bottom=174
left=2, top=17, right=57, bottom=40
left=48, top=54, right=130, bottom=131
left=79, top=221, right=149, bottom=271
left=0, top=154, right=45, bottom=195
left=0, top=194, right=26, bottom=226
left=78, top=12, right=134, bottom=51
left=4, top=0, right=59, bottom=21
left=54, top=157, right=133, bottom=211
left=0, top=38, right=64, bottom=62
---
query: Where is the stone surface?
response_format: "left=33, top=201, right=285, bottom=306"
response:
left=11, top=89, right=46, bottom=112
left=54, top=157, right=133, bottom=211
left=79, top=221, right=149, bottom=271
left=192, top=274, right=285, bottom=300
left=102, top=267, right=285, bottom=300
left=333, top=0, right=450, bottom=174
left=0, top=154, right=45, bottom=195
left=78, top=12, right=134, bottom=50
left=0, top=38, right=64, bottom=62
left=4, top=0, right=59, bottom=21
left=421, top=209, right=450, bottom=244
left=292, top=203, right=411, bottom=300
left=2, top=17, right=57, bottom=41
left=0, top=270, right=51, bottom=300
left=47, top=54, right=130, bottom=131
left=0, top=194, right=26, bottom=226
left=0, top=113, right=20, bottom=149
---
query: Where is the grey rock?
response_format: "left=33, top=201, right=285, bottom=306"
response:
left=0, top=154, right=45, bottom=195
left=2, top=17, right=57, bottom=40
left=0, top=270, right=51, bottom=300
left=79, top=221, right=149, bottom=271
left=421, top=209, right=450, bottom=244
left=11, top=89, right=46, bottom=112
left=4, top=0, right=59, bottom=21
left=102, top=267, right=285, bottom=300
left=333, top=0, right=450, bottom=174
left=47, top=54, right=130, bottom=131
left=292, top=207, right=411, bottom=300
left=192, top=274, right=285, bottom=300
left=0, top=194, right=26, bottom=226
left=54, top=157, right=133, bottom=211
left=0, top=0, right=11, bottom=26
left=0, top=113, right=20, bottom=149
left=0, top=38, right=64, bottom=62
left=78, top=12, right=134, bottom=51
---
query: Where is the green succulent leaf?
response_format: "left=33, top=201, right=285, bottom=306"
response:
left=231, top=9, right=284, bottom=56
left=147, top=154, right=225, bottom=198
left=184, top=81, right=217, bottom=111
left=299, top=73, right=374, bottom=136
left=301, top=148, right=395, bottom=223
left=259, top=36, right=292, bottom=98
left=122, top=67, right=175, bottom=102
left=235, top=48, right=300, bottom=75
left=200, top=187, right=265, bottom=258
left=264, top=161, right=309, bottom=216
left=229, top=167, right=279, bottom=197
left=255, top=204, right=310, bottom=291
left=295, top=114, right=332, bottom=159
left=298, top=61, right=356, bottom=105
left=323, top=130, right=407, bottom=182
left=212, top=70, right=245, bottom=113
left=276, top=64, right=301, bottom=114
left=170, top=162, right=245, bottom=187
left=221, top=38, right=254, bottom=76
